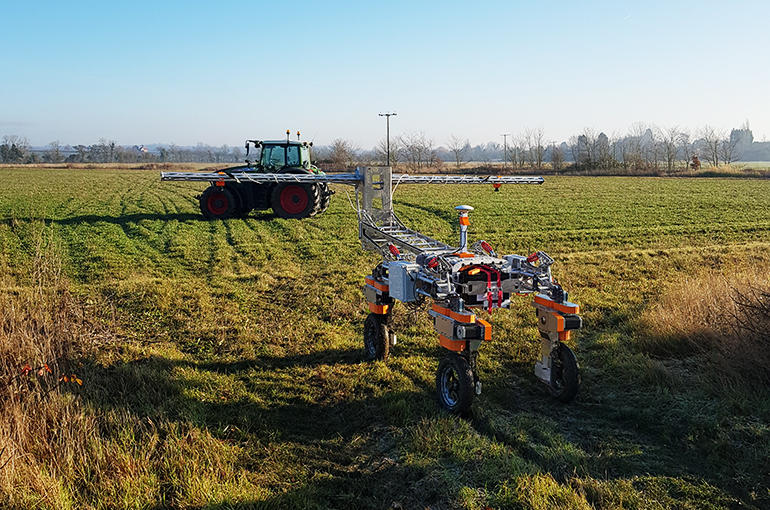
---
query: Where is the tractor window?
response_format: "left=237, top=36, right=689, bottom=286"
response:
left=286, top=145, right=300, bottom=167
left=262, top=145, right=285, bottom=168
left=300, top=146, right=311, bottom=167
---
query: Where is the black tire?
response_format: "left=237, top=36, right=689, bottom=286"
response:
left=549, top=343, right=580, bottom=402
left=199, top=186, right=238, bottom=220
left=363, top=313, right=390, bottom=361
left=318, top=183, right=332, bottom=214
left=436, top=353, right=474, bottom=416
left=307, top=184, right=324, bottom=217
left=231, top=186, right=252, bottom=218
left=270, top=183, right=319, bottom=219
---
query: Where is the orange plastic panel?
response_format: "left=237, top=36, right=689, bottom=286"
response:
left=439, top=334, right=465, bottom=352
left=431, top=304, right=475, bottom=324
left=364, top=276, right=389, bottom=293
left=534, top=294, right=580, bottom=314
left=368, top=303, right=389, bottom=314
left=476, top=318, right=492, bottom=341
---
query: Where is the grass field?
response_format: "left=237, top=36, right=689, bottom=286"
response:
left=1, top=167, right=769, bottom=509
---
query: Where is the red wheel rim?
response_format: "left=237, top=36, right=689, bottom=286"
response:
left=206, top=192, right=229, bottom=215
left=279, top=185, right=309, bottom=215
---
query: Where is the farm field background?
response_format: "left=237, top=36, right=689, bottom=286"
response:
left=1, top=167, right=769, bottom=509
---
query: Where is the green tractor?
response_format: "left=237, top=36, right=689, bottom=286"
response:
left=199, top=134, right=332, bottom=220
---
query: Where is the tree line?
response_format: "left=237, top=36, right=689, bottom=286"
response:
left=0, top=136, right=245, bottom=164
left=1, top=122, right=763, bottom=172
left=314, top=122, right=761, bottom=173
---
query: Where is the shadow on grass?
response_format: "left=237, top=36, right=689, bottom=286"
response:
left=71, top=324, right=766, bottom=507
left=0, top=211, right=277, bottom=226
left=74, top=346, right=449, bottom=508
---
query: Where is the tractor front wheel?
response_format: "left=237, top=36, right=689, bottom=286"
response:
left=549, top=343, right=580, bottom=402
left=363, top=313, right=390, bottom=361
left=436, top=353, right=474, bottom=416
left=271, top=183, right=318, bottom=219
left=200, top=186, right=238, bottom=220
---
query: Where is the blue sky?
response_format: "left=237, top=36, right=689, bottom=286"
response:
left=2, top=0, right=769, bottom=147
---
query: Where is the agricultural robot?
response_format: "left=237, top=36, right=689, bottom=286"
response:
left=162, top=137, right=582, bottom=415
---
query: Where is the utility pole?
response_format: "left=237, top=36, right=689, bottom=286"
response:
left=379, top=112, right=397, bottom=166
left=501, top=133, right=510, bottom=169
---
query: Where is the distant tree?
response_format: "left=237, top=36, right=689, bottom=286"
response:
left=550, top=143, right=564, bottom=171
left=447, top=134, right=467, bottom=168
left=640, top=127, right=659, bottom=171
left=531, top=128, right=546, bottom=169
left=521, top=129, right=533, bottom=167
left=677, top=129, right=691, bottom=171
left=568, top=136, right=580, bottom=170
left=329, top=138, right=356, bottom=168
left=375, top=137, right=400, bottom=167
left=486, top=141, right=501, bottom=163
left=507, top=136, right=518, bottom=168
left=72, top=145, right=88, bottom=162
left=576, top=129, right=597, bottom=169
left=0, top=135, right=29, bottom=163
left=700, top=125, right=722, bottom=167
left=659, top=127, right=680, bottom=173
left=398, top=132, right=434, bottom=170
left=596, top=132, right=614, bottom=169
left=44, top=140, right=63, bottom=163
left=719, top=135, right=740, bottom=164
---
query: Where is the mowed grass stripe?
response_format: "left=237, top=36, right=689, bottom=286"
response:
left=1, top=167, right=769, bottom=508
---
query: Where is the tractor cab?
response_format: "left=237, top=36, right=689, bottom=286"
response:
left=245, top=139, right=317, bottom=172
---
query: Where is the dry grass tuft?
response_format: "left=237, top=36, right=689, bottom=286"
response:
left=640, top=267, right=770, bottom=384
left=0, top=227, right=106, bottom=506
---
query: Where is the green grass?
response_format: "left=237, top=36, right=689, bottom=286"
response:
left=1, top=167, right=770, bottom=508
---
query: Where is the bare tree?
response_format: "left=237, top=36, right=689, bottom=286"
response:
left=329, top=138, right=356, bottom=168
left=486, top=142, right=502, bottom=168
left=398, top=132, right=434, bottom=171
left=43, top=140, right=63, bottom=163
left=511, top=136, right=525, bottom=168
left=447, top=134, right=467, bottom=168
left=576, top=128, right=597, bottom=170
left=700, top=125, right=722, bottom=167
left=625, top=123, right=647, bottom=171
left=375, top=137, right=400, bottom=167
left=659, top=126, right=680, bottom=173
left=719, top=135, right=740, bottom=164
left=640, top=126, right=659, bottom=171
left=596, top=132, right=613, bottom=169
left=522, top=129, right=533, bottom=167
left=568, top=136, right=580, bottom=170
left=532, top=128, right=545, bottom=169
left=550, top=143, right=564, bottom=172
left=677, top=130, right=691, bottom=171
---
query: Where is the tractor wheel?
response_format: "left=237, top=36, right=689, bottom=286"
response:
left=231, top=186, right=252, bottom=218
left=436, top=353, right=474, bottom=416
left=307, top=184, right=325, bottom=217
left=271, top=183, right=318, bottom=219
left=317, top=183, right=332, bottom=214
left=200, top=186, right=238, bottom=220
left=363, top=313, right=390, bottom=361
left=549, top=343, right=580, bottom=402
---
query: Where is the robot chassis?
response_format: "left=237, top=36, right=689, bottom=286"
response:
left=161, top=166, right=583, bottom=415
